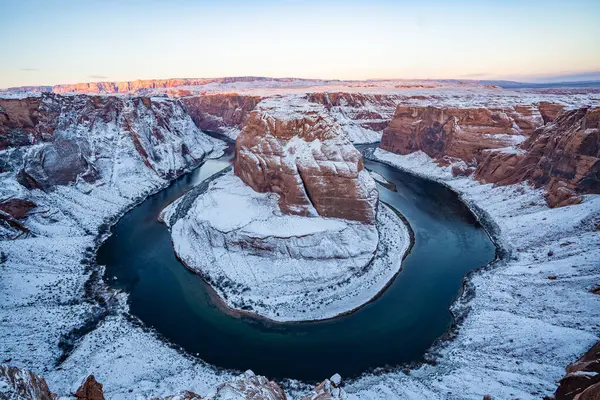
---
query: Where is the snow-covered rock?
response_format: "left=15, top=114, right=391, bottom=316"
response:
left=162, top=172, right=410, bottom=322
left=235, top=95, right=379, bottom=223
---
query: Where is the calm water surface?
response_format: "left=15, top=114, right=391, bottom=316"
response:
left=98, top=143, right=495, bottom=382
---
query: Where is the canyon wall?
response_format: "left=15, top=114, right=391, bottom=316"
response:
left=0, top=93, right=220, bottom=238
left=307, top=92, right=401, bottom=143
left=380, top=103, right=599, bottom=207
left=180, top=94, right=262, bottom=140
left=476, top=106, right=600, bottom=207
left=234, top=96, right=378, bottom=223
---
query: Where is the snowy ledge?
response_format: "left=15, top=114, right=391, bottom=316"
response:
left=161, top=171, right=411, bottom=322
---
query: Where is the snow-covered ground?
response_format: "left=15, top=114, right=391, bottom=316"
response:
left=1, top=91, right=599, bottom=399
left=339, top=149, right=600, bottom=400
left=161, top=172, right=410, bottom=322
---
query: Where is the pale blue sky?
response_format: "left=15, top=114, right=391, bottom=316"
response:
left=1, top=0, right=599, bottom=88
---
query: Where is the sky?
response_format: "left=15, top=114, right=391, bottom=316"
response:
left=1, top=0, right=599, bottom=88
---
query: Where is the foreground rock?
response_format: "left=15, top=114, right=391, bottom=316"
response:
left=301, top=374, right=347, bottom=400
left=162, top=172, right=409, bottom=321
left=235, top=96, right=379, bottom=223
left=212, top=370, right=285, bottom=400
left=75, top=375, right=104, bottom=400
left=0, top=364, right=54, bottom=400
left=553, top=342, right=600, bottom=400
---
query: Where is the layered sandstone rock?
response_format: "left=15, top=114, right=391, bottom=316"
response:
left=181, top=94, right=262, bottom=139
left=75, top=375, right=104, bottom=400
left=307, top=92, right=400, bottom=143
left=0, top=95, right=60, bottom=150
left=1, top=94, right=218, bottom=192
left=0, top=364, right=55, bottom=400
left=476, top=107, right=600, bottom=207
left=553, top=342, right=600, bottom=400
left=539, top=101, right=566, bottom=124
left=380, top=105, right=541, bottom=163
left=234, top=96, right=378, bottom=223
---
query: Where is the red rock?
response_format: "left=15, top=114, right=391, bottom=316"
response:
left=539, top=101, right=566, bottom=124
left=0, top=198, right=36, bottom=219
left=0, top=364, right=55, bottom=400
left=234, top=99, right=378, bottom=223
left=380, top=105, right=539, bottom=164
left=475, top=107, right=600, bottom=207
left=75, top=375, right=104, bottom=400
left=181, top=94, right=262, bottom=136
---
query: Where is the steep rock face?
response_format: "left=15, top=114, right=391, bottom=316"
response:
left=0, top=96, right=60, bottom=150
left=554, top=342, right=600, bottom=400
left=539, top=101, right=566, bottom=124
left=181, top=94, right=262, bottom=139
left=234, top=96, right=378, bottom=223
left=380, top=105, right=541, bottom=163
left=307, top=92, right=400, bottom=143
left=1, top=94, right=218, bottom=192
left=476, top=107, right=600, bottom=207
left=0, top=364, right=54, bottom=400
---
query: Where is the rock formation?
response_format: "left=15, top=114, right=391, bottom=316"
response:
left=181, top=94, right=262, bottom=139
left=380, top=103, right=599, bottom=208
left=380, top=105, right=541, bottom=163
left=553, top=341, right=600, bottom=399
left=213, top=370, right=286, bottom=400
left=307, top=92, right=400, bottom=143
left=234, top=96, right=378, bottom=223
left=539, top=101, right=566, bottom=124
left=75, top=375, right=104, bottom=400
left=476, top=107, right=600, bottom=207
left=0, top=93, right=219, bottom=191
left=301, top=374, right=347, bottom=400
left=0, top=364, right=54, bottom=400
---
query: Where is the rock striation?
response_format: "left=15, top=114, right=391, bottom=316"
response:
left=234, top=96, right=379, bottom=223
left=0, top=93, right=219, bottom=191
left=0, top=364, right=54, bottom=400
left=181, top=94, right=262, bottom=140
left=380, top=103, right=599, bottom=208
left=380, top=105, right=541, bottom=163
left=476, top=107, right=600, bottom=207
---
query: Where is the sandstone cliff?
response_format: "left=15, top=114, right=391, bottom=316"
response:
left=234, top=96, right=378, bottom=223
left=380, top=105, right=541, bottom=163
left=476, top=106, right=600, bottom=207
left=308, top=92, right=401, bottom=143
left=181, top=94, right=262, bottom=140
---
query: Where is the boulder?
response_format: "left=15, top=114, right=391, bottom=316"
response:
left=234, top=96, right=378, bottom=223
left=0, top=364, right=54, bottom=400
left=74, top=375, right=104, bottom=400
left=213, top=371, right=286, bottom=400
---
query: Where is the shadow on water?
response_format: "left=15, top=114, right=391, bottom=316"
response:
left=98, top=142, right=495, bottom=382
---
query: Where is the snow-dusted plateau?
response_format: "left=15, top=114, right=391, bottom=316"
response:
left=1, top=77, right=599, bottom=399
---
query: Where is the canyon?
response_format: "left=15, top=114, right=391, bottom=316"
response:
left=0, top=78, right=599, bottom=399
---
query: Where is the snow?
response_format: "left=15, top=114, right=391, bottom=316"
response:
left=1, top=90, right=599, bottom=399
left=335, top=148, right=600, bottom=400
left=162, top=172, right=411, bottom=322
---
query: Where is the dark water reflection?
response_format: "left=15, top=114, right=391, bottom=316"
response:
left=98, top=143, right=495, bottom=382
